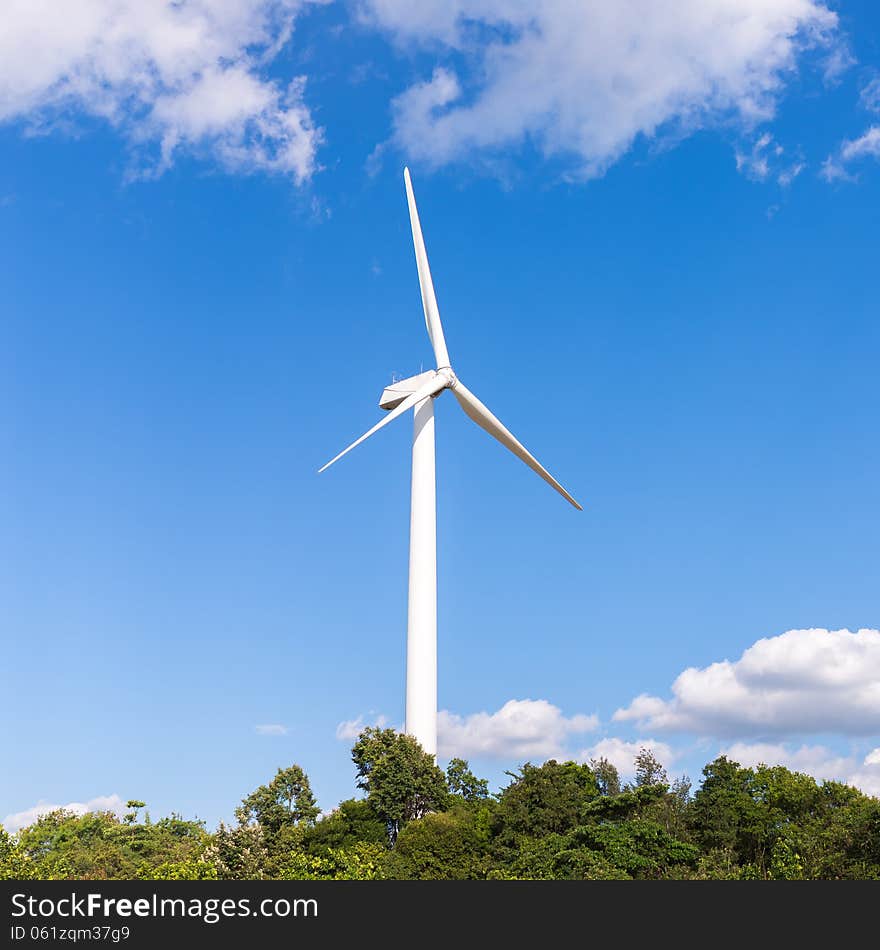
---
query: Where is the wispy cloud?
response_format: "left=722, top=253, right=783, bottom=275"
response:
left=735, top=133, right=805, bottom=186
left=860, top=77, right=880, bottom=114
left=821, top=125, right=880, bottom=182
left=335, top=713, right=390, bottom=742
left=255, top=723, right=289, bottom=736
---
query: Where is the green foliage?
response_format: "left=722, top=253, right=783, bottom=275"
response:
left=570, top=821, right=698, bottom=879
left=236, top=764, right=319, bottom=847
left=446, top=758, right=489, bottom=802
left=633, top=748, right=668, bottom=788
left=0, top=825, right=35, bottom=880
left=276, top=843, right=387, bottom=880
left=205, top=822, right=269, bottom=880
left=494, top=760, right=600, bottom=843
left=497, top=834, right=629, bottom=880
left=300, top=799, right=387, bottom=853
left=137, top=859, right=218, bottom=880
left=9, top=749, right=880, bottom=880
left=14, top=807, right=210, bottom=880
left=591, top=757, right=622, bottom=797
left=351, top=728, right=448, bottom=844
left=384, top=808, right=490, bottom=879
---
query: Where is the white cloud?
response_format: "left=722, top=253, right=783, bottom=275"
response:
left=821, top=125, right=880, bottom=182
left=615, top=628, right=880, bottom=738
left=735, top=132, right=804, bottom=185
left=364, top=0, right=839, bottom=177
left=254, top=723, right=288, bottom=736
left=847, top=756, right=880, bottom=798
left=721, top=742, right=880, bottom=799
left=0, top=0, right=323, bottom=181
left=819, top=155, right=853, bottom=183
left=820, top=42, right=855, bottom=83
left=840, top=126, right=880, bottom=162
left=335, top=713, right=389, bottom=741
left=735, top=132, right=777, bottom=181
left=721, top=741, right=855, bottom=780
left=860, top=78, right=880, bottom=113
left=3, top=794, right=126, bottom=834
left=438, top=699, right=598, bottom=760
left=777, top=160, right=805, bottom=186
left=579, top=737, right=675, bottom=779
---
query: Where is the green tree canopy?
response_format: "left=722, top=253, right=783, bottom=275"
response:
left=235, top=764, right=320, bottom=843
left=446, top=758, right=489, bottom=803
left=351, top=727, right=448, bottom=844
left=300, top=799, right=388, bottom=854
left=494, top=760, right=600, bottom=844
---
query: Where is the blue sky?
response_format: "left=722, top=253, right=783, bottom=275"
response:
left=2, top=1, right=880, bottom=830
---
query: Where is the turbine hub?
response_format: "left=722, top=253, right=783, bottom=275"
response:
left=437, top=366, right=456, bottom=388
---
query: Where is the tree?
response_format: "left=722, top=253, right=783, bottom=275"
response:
left=446, top=758, right=489, bottom=802
left=591, top=757, right=621, bottom=797
left=137, top=859, right=218, bottom=880
left=0, top=825, right=34, bottom=880
left=493, top=760, right=599, bottom=844
left=493, top=833, right=629, bottom=880
left=236, top=764, right=320, bottom=847
left=205, top=822, right=269, bottom=880
left=276, top=843, right=387, bottom=880
left=300, top=799, right=388, bottom=854
left=634, top=748, right=667, bottom=788
left=688, top=756, right=775, bottom=873
left=14, top=807, right=210, bottom=880
left=124, top=801, right=146, bottom=825
left=384, top=809, right=490, bottom=879
left=351, top=728, right=448, bottom=845
left=570, top=820, right=698, bottom=879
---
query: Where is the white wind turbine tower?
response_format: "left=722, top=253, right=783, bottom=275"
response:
left=320, top=168, right=582, bottom=756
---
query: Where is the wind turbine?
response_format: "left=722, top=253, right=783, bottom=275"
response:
left=320, top=168, right=582, bottom=756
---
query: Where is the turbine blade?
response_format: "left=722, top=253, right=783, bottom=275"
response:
left=404, top=167, right=450, bottom=369
left=451, top=380, right=583, bottom=510
left=319, top=374, right=448, bottom=474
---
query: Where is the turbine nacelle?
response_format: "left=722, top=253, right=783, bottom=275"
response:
left=379, top=369, right=451, bottom=412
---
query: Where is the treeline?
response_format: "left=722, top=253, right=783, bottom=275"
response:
left=3, top=728, right=879, bottom=880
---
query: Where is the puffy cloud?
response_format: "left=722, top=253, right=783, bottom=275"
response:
left=364, top=0, right=839, bottom=177
left=335, top=713, right=389, bottom=741
left=336, top=700, right=596, bottom=759
left=848, top=749, right=880, bottom=798
left=0, top=0, right=323, bottom=181
left=254, top=723, right=288, bottom=735
left=438, top=699, right=598, bottom=760
left=579, top=737, right=675, bottom=779
left=2, top=794, right=126, bottom=834
left=614, top=628, right=880, bottom=738
left=720, top=742, right=880, bottom=799
left=721, top=741, right=855, bottom=780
